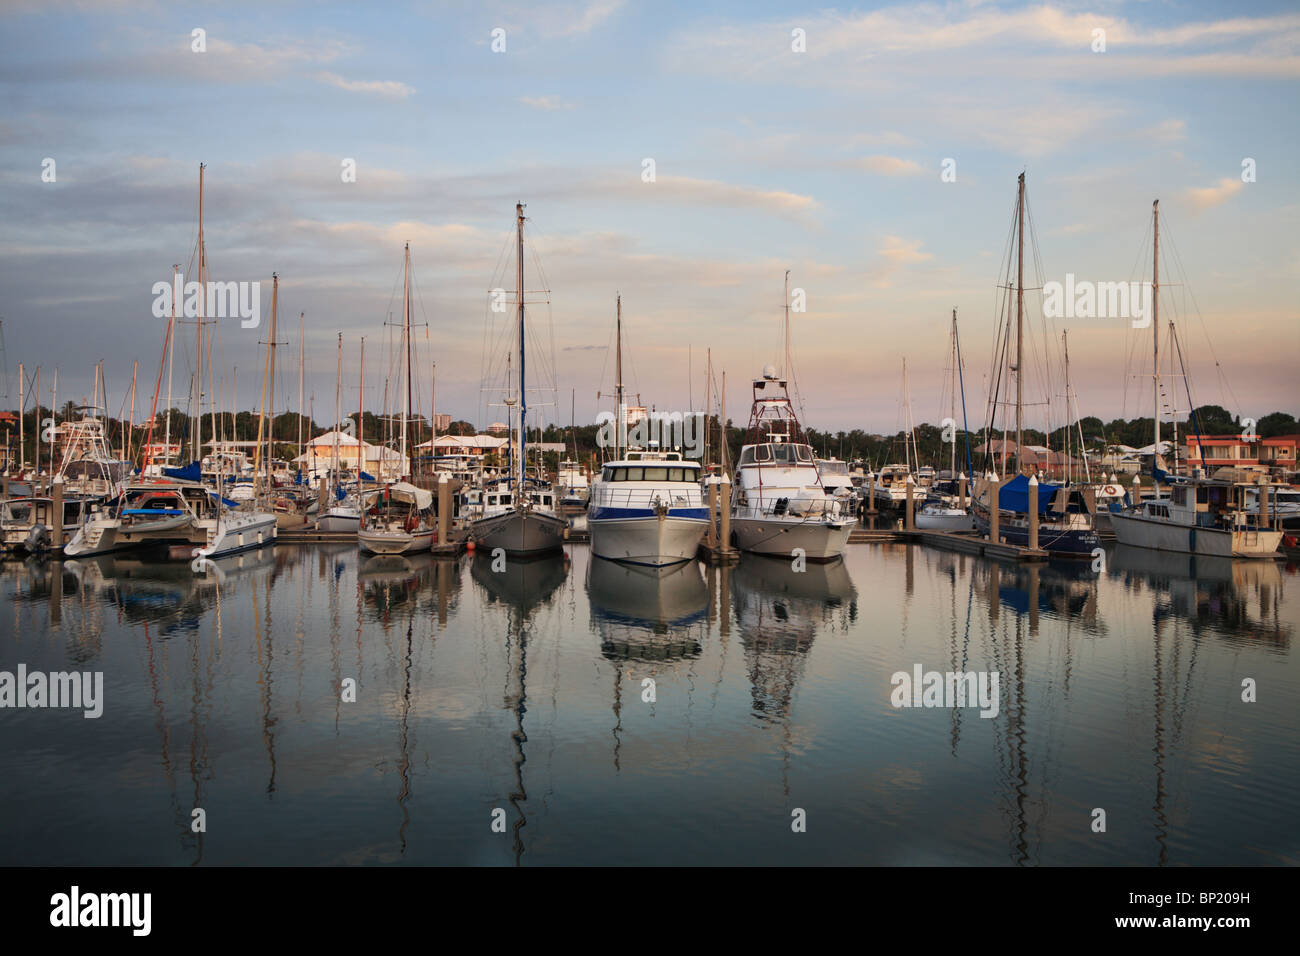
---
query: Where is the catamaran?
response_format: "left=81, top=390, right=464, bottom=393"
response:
left=469, top=203, right=567, bottom=556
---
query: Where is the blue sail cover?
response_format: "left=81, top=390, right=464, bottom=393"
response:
left=208, top=491, right=240, bottom=508
left=997, top=474, right=1055, bottom=515
left=360, top=471, right=375, bottom=481
left=163, top=461, right=202, bottom=482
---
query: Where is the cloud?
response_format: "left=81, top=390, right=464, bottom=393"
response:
left=872, top=236, right=933, bottom=288
left=315, top=71, right=415, bottom=98
left=663, top=5, right=1300, bottom=83
left=878, top=235, right=932, bottom=265
left=1186, top=177, right=1245, bottom=211
left=858, top=155, right=925, bottom=176
left=519, top=95, right=575, bottom=111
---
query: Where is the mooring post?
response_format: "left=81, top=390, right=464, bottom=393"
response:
left=1028, top=474, right=1039, bottom=552
left=989, top=474, right=1001, bottom=544
left=706, top=477, right=718, bottom=550
left=905, top=474, right=915, bottom=531
left=438, top=471, right=451, bottom=544
left=51, top=475, right=64, bottom=550
left=719, top=475, right=732, bottom=555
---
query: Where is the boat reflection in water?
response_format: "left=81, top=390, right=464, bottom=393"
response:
left=586, top=556, right=708, bottom=662
left=469, top=549, right=569, bottom=864
left=730, top=554, right=857, bottom=719
left=1109, top=544, right=1290, bottom=647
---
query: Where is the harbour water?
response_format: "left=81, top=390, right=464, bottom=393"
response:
left=1, top=543, right=1296, bottom=866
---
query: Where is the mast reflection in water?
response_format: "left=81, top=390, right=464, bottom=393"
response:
left=0, top=543, right=1295, bottom=865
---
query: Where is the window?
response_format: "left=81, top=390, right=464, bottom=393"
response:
left=739, top=448, right=755, bottom=465
left=755, top=446, right=772, bottom=463
left=796, top=445, right=813, bottom=462
left=602, top=467, right=614, bottom=481
left=774, top=445, right=794, bottom=463
left=625, top=467, right=643, bottom=481
left=500, top=494, right=512, bottom=505
left=643, top=467, right=668, bottom=481
left=668, top=468, right=684, bottom=482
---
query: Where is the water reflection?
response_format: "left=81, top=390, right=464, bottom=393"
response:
left=470, top=551, right=569, bottom=864
left=730, top=555, right=857, bottom=721
left=587, top=557, right=707, bottom=662
left=0, top=541, right=1295, bottom=866
left=1110, top=544, right=1291, bottom=647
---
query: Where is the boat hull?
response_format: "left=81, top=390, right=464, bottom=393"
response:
left=471, top=509, right=566, bottom=555
left=588, top=511, right=708, bottom=567
left=195, top=511, right=278, bottom=561
left=1109, top=511, right=1282, bottom=558
left=316, top=508, right=361, bottom=534
left=915, top=509, right=975, bottom=532
left=358, top=528, right=434, bottom=555
left=972, top=510, right=1099, bottom=555
left=730, top=514, right=852, bottom=561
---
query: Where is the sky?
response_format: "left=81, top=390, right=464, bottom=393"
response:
left=0, top=0, right=1296, bottom=436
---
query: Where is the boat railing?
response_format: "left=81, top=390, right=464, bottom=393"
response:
left=591, top=487, right=703, bottom=510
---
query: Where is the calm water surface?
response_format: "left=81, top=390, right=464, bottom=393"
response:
left=1, top=542, right=1296, bottom=866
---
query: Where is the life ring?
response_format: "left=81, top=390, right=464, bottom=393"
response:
left=1101, top=485, right=1119, bottom=497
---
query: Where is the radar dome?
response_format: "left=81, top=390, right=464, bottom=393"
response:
left=762, top=364, right=778, bottom=380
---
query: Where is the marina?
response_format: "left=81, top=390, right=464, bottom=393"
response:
left=1, top=0, right=1296, bottom=893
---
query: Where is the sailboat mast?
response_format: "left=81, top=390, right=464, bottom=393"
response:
left=1152, top=199, right=1160, bottom=456
left=358, top=336, right=365, bottom=481
left=1063, top=329, right=1071, bottom=484
left=268, top=273, right=277, bottom=489
left=333, top=332, right=341, bottom=488
left=516, top=203, right=526, bottom=492
left=950, top=309, right=958, bottom=477
left=297, top=313, right=304, bottom=465
left=164, top=265, right=177, bottom=464
left=783, top=269, right=791, bottom=381
left=195, top=163, right=205, bottom=464
left=615, top=294, right=623, bottom=461
left=403, top=242, right=412, bottom=478
left=1015, top=171, right=1025, bottom=469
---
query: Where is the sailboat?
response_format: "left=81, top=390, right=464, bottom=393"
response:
left=730, top=272, right=852, bottom=561
left=1108, top=200, right=1282, bottom=558
left=358, top=243, right=437, bottom=555
left=587, top=295, right=709, bottom=566
left=917, top=309, right=975, bottom=531
left=317, top=333, right=362, bottom=533
left=469, top=204, right=567, bottom=556
left=67, top=164, right=277, bottom=563
left=970, top=173, right=1100, bottom=556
